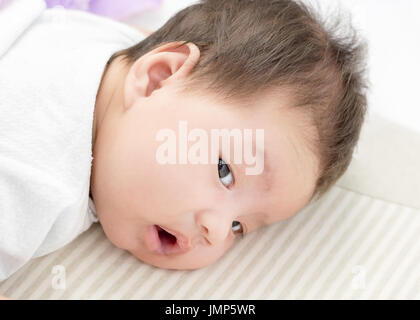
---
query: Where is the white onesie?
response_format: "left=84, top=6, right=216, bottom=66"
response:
left=0, top=0, right=145, bottom=281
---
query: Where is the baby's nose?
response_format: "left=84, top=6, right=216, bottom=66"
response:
left=196, top=213, right=231, bottom=246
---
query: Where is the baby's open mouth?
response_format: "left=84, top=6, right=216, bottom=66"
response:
left=145, top=224, right=191, bottom=255
left=156, top=225, right=177, bottom=246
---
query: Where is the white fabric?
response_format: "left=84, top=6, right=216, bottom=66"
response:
left=336, top=111, right=420, bottom=210
left=0, top=0, right=145, bottom=281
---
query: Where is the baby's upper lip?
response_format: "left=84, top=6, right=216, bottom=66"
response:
left=158, top=225, right=192, bottom=251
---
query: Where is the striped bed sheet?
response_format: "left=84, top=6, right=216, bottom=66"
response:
left=1, top=185, right=419, bottom=299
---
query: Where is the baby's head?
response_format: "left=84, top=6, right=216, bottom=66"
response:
left=90, top=0, right=368, bottom=270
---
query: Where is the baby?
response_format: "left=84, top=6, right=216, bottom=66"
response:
left=91, top=0, right=368, bottom=270
left=0, top=0, right=368, bottom=281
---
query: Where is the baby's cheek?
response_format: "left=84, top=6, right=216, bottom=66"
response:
left=100, top=213, right=142, bottom=251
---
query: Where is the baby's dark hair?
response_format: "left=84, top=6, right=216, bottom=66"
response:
left=108, top=0, right=369, bottom=202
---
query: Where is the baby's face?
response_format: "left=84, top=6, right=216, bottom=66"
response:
left=90, top=43, right=319, bottom=270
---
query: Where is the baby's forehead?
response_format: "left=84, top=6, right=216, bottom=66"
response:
left=190, top=86, right=319, bottom=168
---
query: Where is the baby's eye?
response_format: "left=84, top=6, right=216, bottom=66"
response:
left=218, top=158, right=234, bottom=188
left=232, top=221, right=244, bottom=236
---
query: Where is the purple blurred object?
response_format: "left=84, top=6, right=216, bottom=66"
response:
left=45, top=0, right=163, bottom=21
left=0, top=0, right=11, bottom=8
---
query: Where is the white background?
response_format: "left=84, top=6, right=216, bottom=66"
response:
left=125, top=0, right=420, bottom=133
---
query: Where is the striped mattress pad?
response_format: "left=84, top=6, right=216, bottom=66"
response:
left=0, top=184, right=419, bottom=299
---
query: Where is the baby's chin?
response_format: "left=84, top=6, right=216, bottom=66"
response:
left=127, top=235, right=236, bottom=271
left=128, top=247, right=222, bottom=271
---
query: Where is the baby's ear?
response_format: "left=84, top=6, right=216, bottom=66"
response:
left=123, top=41, right=200, bottom=109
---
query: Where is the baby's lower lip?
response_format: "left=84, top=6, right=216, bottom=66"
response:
left=144, top=225, right=191, bottom=255
left=145, top=225, right=164, bottom=254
